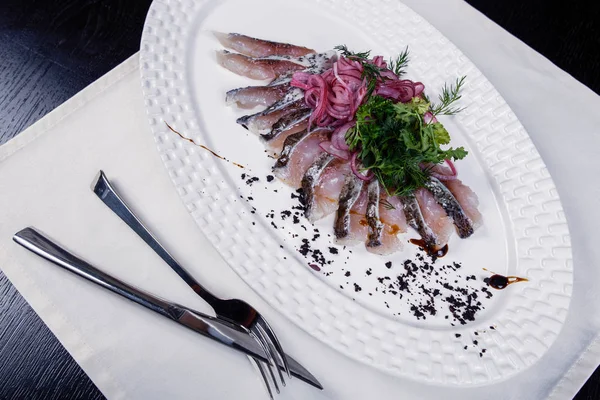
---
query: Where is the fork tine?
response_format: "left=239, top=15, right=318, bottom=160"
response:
left=255, top=321, right=286, bottom=386
left=256, top=317, right=291, bottom=378
left=250, top=357, right=274, bottom=400
left=251, top=328, right=281, bottom=394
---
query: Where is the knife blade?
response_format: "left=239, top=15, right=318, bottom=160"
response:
left=13, top=227, right=321, bottom=389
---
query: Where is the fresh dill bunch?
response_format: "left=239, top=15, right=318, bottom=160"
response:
left=388, top=47, right=410, bottom=77
left=430, top=76, right=467, bottom=116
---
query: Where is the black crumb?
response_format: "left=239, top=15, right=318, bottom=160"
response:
left=385, top=261, right=392, bottom=269
left=455, top=334, right=461, bottom=338
left=266, top=175, right=274, bottom=182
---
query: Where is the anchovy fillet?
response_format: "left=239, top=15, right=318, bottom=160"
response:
left=267, top=73, right=293, bottom=87
left=225, top=84, right=290, bottom=108
left=253, top=51, right=336, bottom=72
left=262, top=109, right=311, bottom=142
left=424, top=177, right=474, bottom=238
left=366, top=180, right=384, bottom=249
left=272, top=129, right=311, bottom=170
left=301, top=153, right=335, bottom=222
left=265, top=52, right=335, bottom=87
left=214, top=32, right=316, bottom=58
left=236, top=89, right=304, bottom=131
left=401, top=193, right=437, bottom=250
left=334, top=175, right=364, bottom=240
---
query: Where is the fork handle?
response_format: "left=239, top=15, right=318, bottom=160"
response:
left=91, top=171, right=219, bottom=306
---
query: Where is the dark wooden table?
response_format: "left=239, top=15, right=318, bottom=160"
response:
left=0, top=1, right=599, bottom=398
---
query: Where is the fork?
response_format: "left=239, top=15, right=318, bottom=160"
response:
left=91, top=171, right=290, bottom=398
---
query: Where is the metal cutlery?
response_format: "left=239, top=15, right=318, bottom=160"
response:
left=13, top=227, right=270, bottom=361
left=91, top=170, right=319, bottom=397
left=13, top=227, right=321, bottom=395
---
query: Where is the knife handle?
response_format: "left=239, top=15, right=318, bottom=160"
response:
left=13, top=227, right=181, bottom=320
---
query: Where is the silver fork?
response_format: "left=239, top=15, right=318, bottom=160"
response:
left=91, top=171, right=290, bottom=398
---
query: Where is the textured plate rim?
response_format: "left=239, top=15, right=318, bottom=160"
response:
left=139, top=0, right=573, bottom=386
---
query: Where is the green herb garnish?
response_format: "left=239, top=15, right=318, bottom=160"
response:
left=388, top=47, right=410, bottom=77
left=429, top=76, right=466, bottom=116
left=334, top=45, right=468, bottom=195
left=380, top=199, right=397, bottom=210
left=346, top=96, right=468, bottom=196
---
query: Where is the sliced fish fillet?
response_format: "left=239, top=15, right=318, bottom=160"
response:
left=262, top=108, right=311, bottom=146
left=365, top=180, right=384, bottom=250
left=214, top=32, right=315, bottom=58
left=444, top=179, right=483, bottom=230
left=225, top=84, right=290, bottom=109
left=302, top=153, right=336, bottom=222
left=424, top=177, right=474, bottom=238
left=373, top=193, right=406, bottom=255
left=217, top=50, right=336, bottom=81
left=334, top=174, right=364, bottom=244
left=272, top=129, right=330, bottom=187
left=216, top=50, right=305, bottom=80
left=312, top=160, right=351, bottom=222
left=415, top=188, right=454, bottom=246
left=264, top=119, right=309, bottom=155
left=401, top=193, right=437, bottom=251
left=237, top=92, right=305, bottom=135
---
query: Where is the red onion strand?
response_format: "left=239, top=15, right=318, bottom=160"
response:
left=350, top=152, right=375, bottom=181
left=319, top=141, right=350, bottom=160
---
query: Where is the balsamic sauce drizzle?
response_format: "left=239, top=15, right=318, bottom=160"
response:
left=165, top=122, right=245, bottom=169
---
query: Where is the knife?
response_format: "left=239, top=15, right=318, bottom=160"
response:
left=12, top=227, right=321, bottom=389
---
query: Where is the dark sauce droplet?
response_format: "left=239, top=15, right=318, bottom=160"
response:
left=409, top=239, right=449, bottom=258
left=487, top=274, right=528, bottom=290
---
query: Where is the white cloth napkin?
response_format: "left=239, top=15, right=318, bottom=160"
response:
left=1, top=0, right=600, bottom=399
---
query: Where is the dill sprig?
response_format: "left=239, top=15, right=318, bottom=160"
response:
left=334, top=44, right=371, bottom=60
left=380, top=199, right=397, bottom=210
left=388, top=47, right=410, bottom=77
left=430, top=76, right=466, bottom=116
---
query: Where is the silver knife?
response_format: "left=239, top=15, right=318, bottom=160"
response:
left=12, top=227, right=321, bottom=389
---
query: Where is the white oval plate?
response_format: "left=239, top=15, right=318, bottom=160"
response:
left=140, top=0, right=573, bottom=386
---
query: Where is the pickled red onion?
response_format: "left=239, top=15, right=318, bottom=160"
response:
left=319, top=141, right=350, bottom=160
left=351, top=152, right=375, bottom=181
left=331, top=122, right=355, bottom=151
left=428, top=159, right=458, bottom=181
